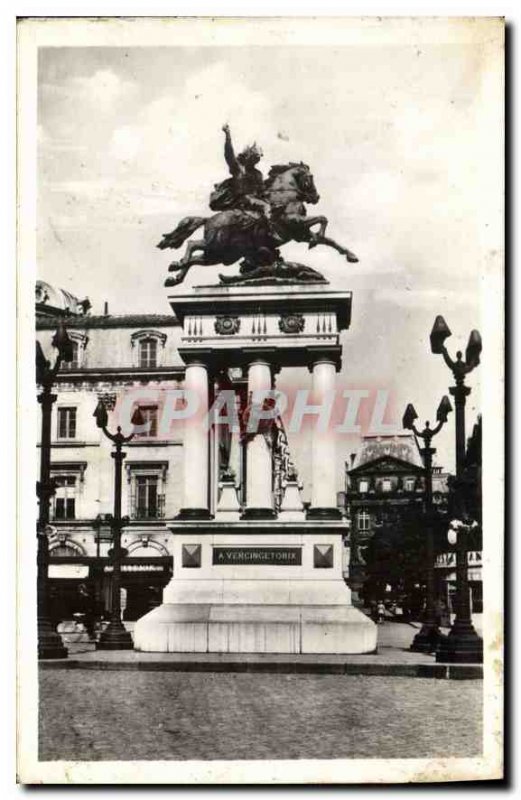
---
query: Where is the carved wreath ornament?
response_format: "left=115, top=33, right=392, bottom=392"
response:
left=278, top=313, right=305, bottom=334
left=214, top=315, right=241, bottom=335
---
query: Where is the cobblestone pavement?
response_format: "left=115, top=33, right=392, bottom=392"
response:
left=39, top=670, right=482, bottom=762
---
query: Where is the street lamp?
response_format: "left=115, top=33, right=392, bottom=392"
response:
left=430, top=315, right=483, bottom=664
left=403, top=395, right=452, bottom=653
left=93, top=399, right=145, bottom=650
left=36, top=323, right=74, bottom=659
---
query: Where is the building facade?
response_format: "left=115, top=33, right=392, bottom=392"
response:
left=36, top=283, right=185, bottom=622
left=344, top=431, right=482, bottom=617
left=344, top=433, right=429, bottom=605
left=36, top=282, right=307, bottom=625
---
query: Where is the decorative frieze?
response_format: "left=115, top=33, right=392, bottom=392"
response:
left=96, top=390, right=118, bottom=411
left=214, top=315, right=241, bottom=335
left=278, top=313, right=305, bottom=334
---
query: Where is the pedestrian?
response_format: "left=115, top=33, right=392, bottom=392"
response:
left=377, top=601, right=385, bottom=624
left=77, top=583, right=96, bottom=640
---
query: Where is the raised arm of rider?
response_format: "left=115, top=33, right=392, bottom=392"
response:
left=223, top=125, right=240, bottom=176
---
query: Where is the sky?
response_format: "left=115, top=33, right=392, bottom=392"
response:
left=36, top=29, right=500, bottom=485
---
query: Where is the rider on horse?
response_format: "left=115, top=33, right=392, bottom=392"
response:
left=159, top=124, right=358, bottom=286
left=210, top=124, right=270, bottom=220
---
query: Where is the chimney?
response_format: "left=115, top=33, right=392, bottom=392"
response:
left=349, top=452, right=356, bottom=468
left=103, top=301, right=109, bottom=316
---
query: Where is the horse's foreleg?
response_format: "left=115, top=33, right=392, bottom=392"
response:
left=314, top=234, right=358, bottom=263
left=305, top=216, right=328, bottom=240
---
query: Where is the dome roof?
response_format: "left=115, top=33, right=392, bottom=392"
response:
left=35, top=280, right=90, bottom=316
left=351, top=433, right=424, bottom=470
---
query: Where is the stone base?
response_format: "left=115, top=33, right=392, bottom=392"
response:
left=241, top=507, right=277, bottom=520
left=134, top=603, right=376, bottom=654
left=176, top=508, right=214, bottom=520
left=306, top=507, right=343, bottom=520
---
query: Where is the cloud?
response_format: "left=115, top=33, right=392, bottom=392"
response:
left=46, top=179, right=112, bottom=199
left=71, top=69, right=136, bottom=111
left=374, top=287, right=455, bottom=308
left=111, top=126, right=142, bottom=161
left=135, top=61, right=278, bottom=191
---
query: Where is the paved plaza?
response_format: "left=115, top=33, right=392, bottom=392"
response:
left=39, top=669, right=482, bottom=762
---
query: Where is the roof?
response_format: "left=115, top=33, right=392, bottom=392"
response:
left=349, top=433, right=424, bottom=471
left=36, top=313, right=180, bottom=330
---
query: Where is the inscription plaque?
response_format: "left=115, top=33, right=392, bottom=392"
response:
left=213, top=547, right=302, bottom=565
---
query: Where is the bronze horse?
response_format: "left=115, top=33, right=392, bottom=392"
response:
left=159, top=163, right=358, bottom=286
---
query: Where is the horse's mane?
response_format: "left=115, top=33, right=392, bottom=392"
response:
left=265, top=162, right=310, bottom=189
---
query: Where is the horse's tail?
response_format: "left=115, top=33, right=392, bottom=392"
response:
left=157, top=216, right=206, bottom=250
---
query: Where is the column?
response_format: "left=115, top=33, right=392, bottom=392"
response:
left=243, top=360, right=275, bottom=519
left=178, top=361, right=211, bottom=519
left=308, top=359, right=342, bottom=519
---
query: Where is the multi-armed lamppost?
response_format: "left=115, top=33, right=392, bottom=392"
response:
left=429, top=315, right=483, bottom=664
left=93, top=399, right=145, bottom=650
left=36, top=323, right=74, bottom=659
left=403, top=395, right=452, bottom=653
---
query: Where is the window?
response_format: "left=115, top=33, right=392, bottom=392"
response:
left=382, top=478, right=392, bottom=492
left=53, top=475, right=76, bottom=519
left=405, top=478, right=415, bottom=492
left=134, top=405, right=158, bottom=438
left=358, top=479, right=369, bottom=493
left=357, top=510, right=371, bottom=531
left=58, top=333, right=88, bottom=370
left=60, top=340, right=79, bottom=370
left=57, top=407, right=77, bottom=439
left=139, top=338, right=158, bottom=368
left=131, top=330, right=167, bottom=367
left=132, top=475, right=164, bottom=519
left=126, top=461, right=168, bottom=519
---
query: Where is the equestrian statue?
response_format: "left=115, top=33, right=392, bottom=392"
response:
left=159, top=124, right=358, bottom=287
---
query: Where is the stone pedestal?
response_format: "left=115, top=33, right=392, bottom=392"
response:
left=134, top=284, right=376, bottom=654
left=279, top=479, right=306, bottom=521
left=134, top=521, right=376, bottom=654
left=215, top=478, right=241, bottom=522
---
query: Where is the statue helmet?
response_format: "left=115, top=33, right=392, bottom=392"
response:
left=238, top=142, right=263, bottom=164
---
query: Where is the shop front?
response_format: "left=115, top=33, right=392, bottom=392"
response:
left=48, top=555, right=172, bottom=625
left=435, top=550, right=483, bottom=617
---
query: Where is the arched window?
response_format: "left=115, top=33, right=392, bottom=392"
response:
left=61, top=340, right=79, bottom=370
left=60, top=331, right=88, bottom=370
left=50, top=543, right=81, bottom=557
left=130, top=330, right=167, bottom=368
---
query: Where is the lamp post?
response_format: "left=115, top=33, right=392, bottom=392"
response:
left=93, top=399, right=145, bottom=650
left=403, top=395, right=452, bottom=653
left=430, top=315, right=483, bottom=664
left=36, top=323, right=74, bottom=659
